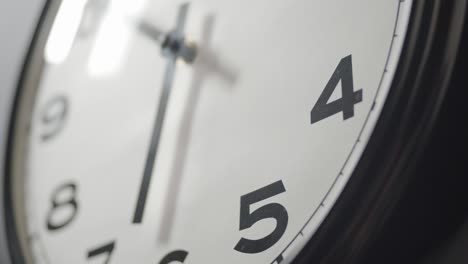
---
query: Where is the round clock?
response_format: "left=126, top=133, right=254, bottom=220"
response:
left=0, top=0, right=466, bottom=263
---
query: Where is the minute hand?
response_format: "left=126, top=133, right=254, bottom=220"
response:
left=133, top=3, right=195, bottom=224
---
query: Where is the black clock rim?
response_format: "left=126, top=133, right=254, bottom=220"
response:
left=294, top=1, right=467, bottom=263
left=3, top=0, right=55, bottom=263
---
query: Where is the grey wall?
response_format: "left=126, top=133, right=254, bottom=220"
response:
left=0, top=0, right=46, bottom=262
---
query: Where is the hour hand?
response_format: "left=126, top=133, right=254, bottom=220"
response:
left=138, top=20, right=166, bottom=44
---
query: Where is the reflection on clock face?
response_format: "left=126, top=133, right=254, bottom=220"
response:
left=10, top=0, right=413, bottom=263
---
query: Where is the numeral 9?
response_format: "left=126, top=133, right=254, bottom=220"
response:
left=40, top=95, right=69, bottom=141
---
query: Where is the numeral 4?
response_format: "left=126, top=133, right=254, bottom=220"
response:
left=311, top=55, right=362, bottom=124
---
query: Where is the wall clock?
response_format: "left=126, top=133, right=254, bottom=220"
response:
left=0, top=0, right=466, bottom=263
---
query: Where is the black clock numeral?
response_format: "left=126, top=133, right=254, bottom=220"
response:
left=46, top=182, right=79, bottom=231
left=159, top=250, right=188, bottom=264
left=87, top=241, right=115, bottom=264
left=41, top=95, right=69, bottom=141
left=234, top=180, right=289, bottom=254
left=310, top=55, right=362, bottom=125
left=86, top=243, right=187, bottom=264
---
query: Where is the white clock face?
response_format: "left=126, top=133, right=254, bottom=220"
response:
left=10, top=0, right=413, bottom=263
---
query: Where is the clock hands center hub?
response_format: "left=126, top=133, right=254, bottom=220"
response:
left=161, top=31, right=197, bottom=64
